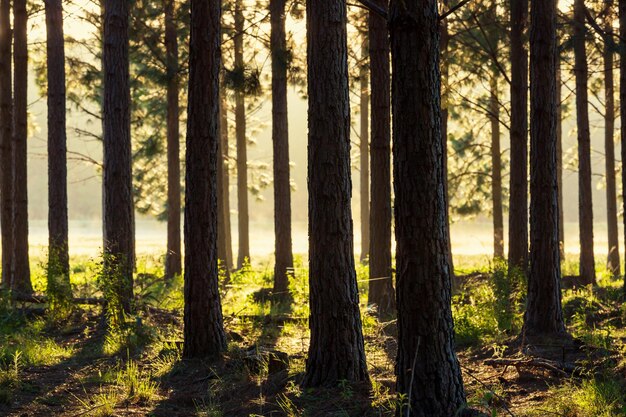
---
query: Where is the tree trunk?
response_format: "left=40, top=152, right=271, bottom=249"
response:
left=360, top=29, right=370, bottom=263
left=524, top=0, right=566, bottom=335
left=218, top=93, right=231, bottom=280
left=490, top=75, right=504, bottom=260
left=183, top=0, right=226, bottom=358
left=557, top=59, right=565, bottom=260
left=304, top=0, right=369, bottom=387
left=618, top=0, right=626, bottom=298
left=270, top=0, right=293, bottom=302
left=389, top=1, right=466, bottom=415
left=220, top=91, right=233, bottom=272
left=103, top=0, right=135, bottom=315
left=0, top=0, right=12, bottom=290
left=604, top=0, right=620, bottom=277
left=12, top=0, right=31, bottom=294
left=368, top=0, right=394, bottom=317
left=508, top=0, right=529, bottom=271
left=46, top=0, right=71, bottom=294
left=573, top=0, right=596, bottom=285
left=234, top=1, right=250, bottom=269
left=164, top=0, right=181, bottom=281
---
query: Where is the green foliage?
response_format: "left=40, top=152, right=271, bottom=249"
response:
left=95, top=253, right=133, bottom=331
left=43, top=249, right=73, bottom=320
left=540, top=378, right=626, bottom=417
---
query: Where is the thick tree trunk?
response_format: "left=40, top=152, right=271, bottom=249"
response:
left=234, top=1, right=250, bottom=269
left=359, top=30, right=370, bottom=263
left=490, top=76, right=504, bottom=260
left=270, top=0, right=293, bottom=301
left=620, top=0, right=626, bottom=295
left=508, top=0, right=529, bottom=271
left=12, top=0, right=31, bottom=294
left=557, top=60, right=565, bottom=259
left=220, top=91, right=233, bottom=272
left=0, top=0, right=12, bottom=289
left=304, top=0, right=369, bottom=387
left=390, top=1, right=466, bottom=415
left=604, top=1, right=620, bottom=277
left=573, top=0, right=596, bottom=285
left=368, top=0, right=394, bottom=317
left=164, top=0, right=182, bottom=280
left=46, top=0, right=71, bottom=293
left=103, top=0, right=135, bottom=314
left=183, top=0, right=226, bottom=358
left=524, top=0, right=566, bottom=335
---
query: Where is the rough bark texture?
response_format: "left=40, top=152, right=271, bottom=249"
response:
left=0, top=0, right=12, bottom=289
left=621, top=0, right=626, bottom=295
left=164, top=0, right=182, bottom=280
left=270, top=0, right=293, bottom=301
left=219, top=91, right=233, bottom=272
left=46, top=0, right=70, bottom=289
left=573, top=0, right=596, bottom=285
left=508, top=0, right=529, bottom=270
left=183, top=0, right=227, bottom=358
left=603, top=0, right=620, bottom=277
left=556, top=60, right=565, bottom=259
left=217, top=93, right=231, bottom=278
left=359, top=30, right=370, bottom=263
left=234, top=1, right=250, bottom=269
left=304, top=0, right=369, bottom=387
left=390, top=0, right=466, bottom=415
left=12, top=0, right=31, bottom=294
left=103, top=0, right=135, bottom=313
left=524, top=0, right=566, bottom=335
left=368, top=0, right=395, bottom=317
left=490, top=75, right=504, bottom=260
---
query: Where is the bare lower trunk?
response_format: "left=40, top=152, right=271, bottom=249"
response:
left=557, top=61, right=565, bottom=259
left=12, top=0, right=31, bottom=294
left=359, top=30, right=370, bottom=263
left=164, top=0, right=182, bottom=280
left=490, top=76, right=504, bottom=260
left=220, top=91, right=233, bottom=272
left=620, top=0, right=626, bottom=295
left=390, top=0, right=466, bottom=414
left=304, top=0, right=369, bottom=387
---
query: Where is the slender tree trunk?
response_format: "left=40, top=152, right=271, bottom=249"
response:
left=490, top=75, right=504, bottom=260
left=270, top=0, right=293, bottom=301
left=557, top=59, right=565, bottom=259
left=46, top=0, right=70, bottom=294
left=368, top=0, right=394, bottom=317
left=164, top=0, right=181, bottom=280
left=218, top=93, right=231, bottom=280
left=359, top=29, right=370, bottom=263
left=390, top=1, right=466, bottom=415
left=0, top=0, right=13, bottom=289
left=620, top=0, right=626, bottom=295
left=220, top=91, right=233, bottom=271
left=524, top=0, right=566, bottom=336
left=573, top=0, right=596, bottom=285
left=234, top=1, right=250, bottom=269
left=508, top=0, right=529, bottom=270
left=183, top=0, right=226, bottom=358
left=12, top=0, right=31, bottom=294
left=604, top=0, right=620, bottom=277
left=304, top=0, right=369, bottom=387
left=103, top=0, right=135, bottom=315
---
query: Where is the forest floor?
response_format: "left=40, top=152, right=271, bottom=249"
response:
left=1, top=254, right=626, bottom=416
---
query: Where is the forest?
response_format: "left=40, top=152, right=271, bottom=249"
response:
left=1, top=0, right=626, bottom=415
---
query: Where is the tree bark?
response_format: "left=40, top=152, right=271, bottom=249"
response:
left=557, top=59, right=565, bottom=259
left=368, top=0, right=394, bottom=317
left=0, top=0, right=13, bottom=290
left=220, top=91, right=233, bottom=272
left=603, top=0, right=620, bottom=277
left=218, top=93, right=231, bottom=280
left=103, top=0, right=135, bottom=314
left=45, top=0, right=70, bottom=293
left=524, top=0, right=566, bottom=335
left=234, top=1, right=250, bottom=269
left=573, top=0, right=596, bottom=285
left=390, top=0, right=466, bottom=415
left=164, top=0, right=182, bottom=281
left=183, top=0, right=226, bottom=358
left=12, top=0, right=31, bottom=294
left=508, top=0, right=529, bottom=270
left=359, top=29, right=370, bottom=263
left=620, top=0, right=626, bottom=295
left=270, top=0, right=293, bottom=302
left=490, top=75, right=504, bottom=260
left=304, top=0, right=369, bottom=387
